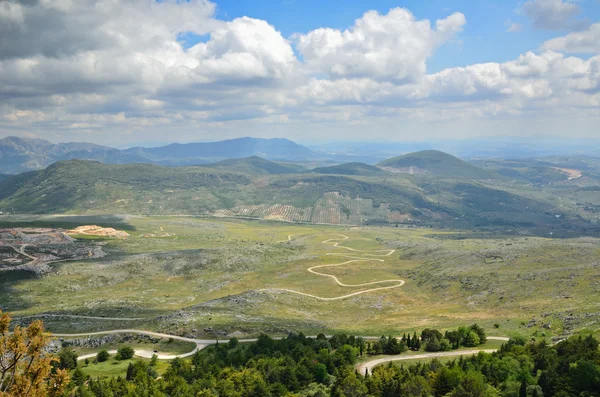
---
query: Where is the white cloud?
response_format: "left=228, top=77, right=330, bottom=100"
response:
left=542, top=23, right=600, bottom=53
left=295, top=8, right=466, bottom=82
left=185, top=17, right=297, bottom=82
left=0, top=1, right=599, bottom=144
left=521, top=0, right=589, bottom=31
left=505, top=21, right=522, bottom=32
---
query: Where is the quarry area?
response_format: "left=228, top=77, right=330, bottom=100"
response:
left=0, top=227, right=106, bottom=274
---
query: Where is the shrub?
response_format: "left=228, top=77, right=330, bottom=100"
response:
left=116, top=346, right=135, bottom=360
left=57, top=348, right=78, bottom=370
left=97, top=349, right=110, bottom=363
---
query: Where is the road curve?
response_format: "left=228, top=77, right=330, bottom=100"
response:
left=56, top=328, right=509, bottom=364
left=267, top=234, right=404, bottom=300
left=357, top=337, right=510, bottom=374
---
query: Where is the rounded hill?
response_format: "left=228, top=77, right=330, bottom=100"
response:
left=377, top=150, right=496, bottom=179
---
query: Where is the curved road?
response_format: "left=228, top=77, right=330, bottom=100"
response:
left=267, top=234, right=405, bottom=300
left=356, top=336, right=510, bottom=374
left=57, top=327, right=509, bottom=366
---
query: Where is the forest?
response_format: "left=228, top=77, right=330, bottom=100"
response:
left=60, top=332, right=599, bottom=397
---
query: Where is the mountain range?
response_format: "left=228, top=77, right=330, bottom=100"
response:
left=1, top=148, right=596, bottom=237
left=0, top=136, right=322, bottom=174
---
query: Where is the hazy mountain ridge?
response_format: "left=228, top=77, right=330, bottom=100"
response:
left=201, top=156, right=306, bottom=175
left=311, top=162, right=385, bottom=176
left=0, top=136, right=321, bottom=173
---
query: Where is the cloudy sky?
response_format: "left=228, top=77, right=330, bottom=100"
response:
left=1, top=0, right=599, bottom=146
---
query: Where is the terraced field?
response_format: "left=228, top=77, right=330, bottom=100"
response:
left=210, top=191, right=409, bottom=225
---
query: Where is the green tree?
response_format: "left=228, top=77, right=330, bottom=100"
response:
left=115, top=346, right=135, bottom=360
left=57, top=348, right=78, bottom=370
left=332, top=369, right=367, bottom=397
left=96, top=350, right=110, bottom=363
left=313, top=363, right=328, bottom=384
left=463, top=332, right=481, bottom=348
left=228, top=337, right=239, bottom=349
left=149, top=354, right=158, bottom=367
left=451, top=371, right=500, bottom=397
left=425, top=335, right=442, bottom=352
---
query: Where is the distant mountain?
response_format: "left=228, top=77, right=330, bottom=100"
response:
left=123, top=137, right=316, bottom=165
left=311, top=162, right=384, bottom=176
left=0, top=174, right=7, bottom=182
left=0, top=136, right=147, bottom=174
left=377, top=150, right=496, bottom=179
left=0, top=136, right=319, bottom=173
left=202, top=156, right=306, bottom=175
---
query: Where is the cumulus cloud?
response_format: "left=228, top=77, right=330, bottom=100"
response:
left=542, top=23, right=600, bottom=53
left=521, top=0, right=589, bottom=31
left=295, top=8, right=466, bottom=82
left=0, top=1, right=599, bottom=143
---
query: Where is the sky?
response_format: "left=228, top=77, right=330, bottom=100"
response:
left=1, top=0, right=599, bottom=147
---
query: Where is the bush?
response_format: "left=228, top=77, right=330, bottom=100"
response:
left=116, top=346, right=135, bottom=360
left=97, top=349, right=110, bottom=363
left=463, top=331, right=481, bottom=347
left=425, top=336, right=442, bottom=352
left=57, top=348, right=78, bottom=370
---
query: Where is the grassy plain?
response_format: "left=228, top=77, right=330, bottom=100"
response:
left=78, top=357, right=170, bottom=379
left=1, top=215, right=599, bottom=340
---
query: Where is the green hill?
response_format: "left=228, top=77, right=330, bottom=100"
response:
left=202, top=156, right=305, bottom=175
left=0, top=159, right=582, bottom=235
left=377, top=150, right=496, bottom=179
left=311, top=162, right=384, bottom=176
left=0, top=160, right=251, bottom=214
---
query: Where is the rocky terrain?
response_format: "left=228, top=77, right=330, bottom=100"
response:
left=0, top=228, right=106, bottom=274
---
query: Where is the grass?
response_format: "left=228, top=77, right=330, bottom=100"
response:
left=78, top=357, right=170, bottom=379
left=1, top=216, right=599, bottom=341
left=68, top=338, right=197, bottom=356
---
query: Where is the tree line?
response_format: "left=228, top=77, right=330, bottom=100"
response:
left=1, top=310, right=598, bottom=397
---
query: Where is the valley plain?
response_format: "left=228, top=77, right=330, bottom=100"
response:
left=2, top=215, right=599, bottom=342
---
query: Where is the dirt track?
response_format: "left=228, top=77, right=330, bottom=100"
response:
left=356, top=336, right=510, bottom=374
left=267, top=234, right=405, bottom=300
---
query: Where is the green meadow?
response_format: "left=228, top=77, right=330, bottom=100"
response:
left=2, top=215, right=599, bottom=340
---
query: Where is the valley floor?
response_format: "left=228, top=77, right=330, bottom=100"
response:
left=1, top=215, right=599, bottom=341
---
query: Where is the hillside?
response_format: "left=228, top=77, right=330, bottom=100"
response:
left=311, top=162, right=384, bottom=176
left=0, top=159, right=583, bottom=236
left=0, top=160, right=251, bottom=213
left=378, top=150, right=496, bottom=179
left=202, top=156, right=305, bottom=175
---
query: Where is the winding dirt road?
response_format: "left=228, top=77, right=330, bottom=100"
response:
left=267, top=234, right=404, bottom=300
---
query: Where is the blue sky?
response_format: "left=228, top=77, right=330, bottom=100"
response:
left=210, top=0, right=600, bottom=72
left=1, top=0, right=599, bottom=145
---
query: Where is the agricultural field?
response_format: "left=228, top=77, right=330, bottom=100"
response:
left=1, top=215, right=599, bottom=342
